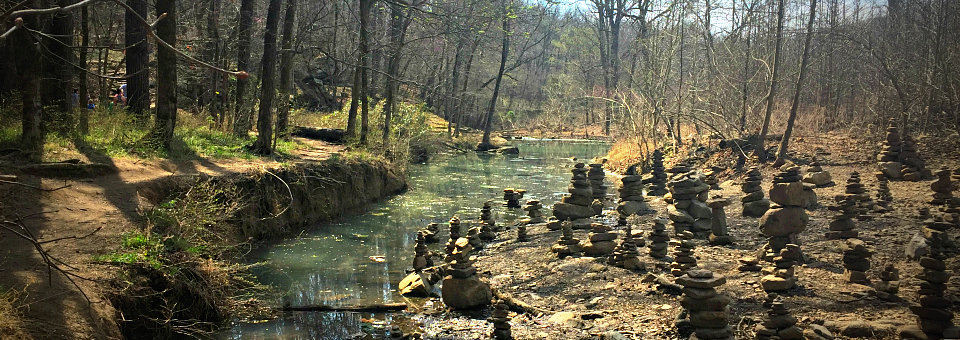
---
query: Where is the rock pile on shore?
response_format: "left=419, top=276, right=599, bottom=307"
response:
left=707, top=197, right=733, bottom=245
left=899, top=131, right=928, bottom=181
left=647, top=218, right=670, bottom=259
left=582, top=222, right=617, bottom=256
left=841, top=238, right=872, bottom=285
left=759, top=163, right=809, bottom=290
left=676, top=270, right=732, bottom=340
left=588, top=163, right=607, bottom=203
left=516, top=223, right=529, bottom=242
left=741, top=166, right=770, bottom=218
left=467, top=226, right=483, bottom=248
left=670, top=230, right=698, bottom=276
left=760, top=244, right=802, bottom=291
left=617, top=165, right=652, bottom=223
left=444, top=217, right=463, bottom=262
left=479, top=202, right=497, bottom=240
left=826, top=194, right=858, bottom=240
left=643, top=149, right=668, bottom=196
left=551, top=221, right=581, bottom=258
left=503, top=188, right=524, bottom=208
left=608, top=225, right=645, bottom=270
left=666, top=171, right=711, bottom=235
left=489, top=302, right=512, bottom=339
left=845, top=172, right=874, bottom=220
left=876, top=264, right=901, bottom=301
left=900, top=246, right=955, bottom=339
left=412, top=231, right=432, bottom=271
left=524, top=200, right=545, bottom=224
left=931, top=168, right=956, bottom=206
left=441, top=236, right=492, bottom=310
left=877, top=118, right=903, bottom=179
left=802, top=161, right=834, bottom=187
left=875, top=177, right=893, bottom=213
left=553, top=163, right=596, bottom=223
left=755, top=293, right=803, bottom=340
left=422, top=222, right=440, bottom=243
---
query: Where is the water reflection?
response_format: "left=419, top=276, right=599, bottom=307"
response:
left=221, top=139, right=610, bottom=339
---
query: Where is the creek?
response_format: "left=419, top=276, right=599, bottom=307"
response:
left=219, top=139, right=611, bottom=339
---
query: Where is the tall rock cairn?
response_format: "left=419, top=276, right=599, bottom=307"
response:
left=444, top=216, right=463, bottom=262
left=899, top=131, right=928, bottom=181
left=841, top=238, right=873, bottom=285
left=479, top=201, right=497, bottom=240
left=490, top=302, right=512, bottom=339
left=900, top=241, right=954, bottom=339
left=931, top=167, right=956, bottom=207
left=759, top=163, right=808, bottom=292
left=876, top=264, right=900, bottom=301
left=467, top=226, right=484, bottom=248
left=617, top=164, right=652, bottom=225
left=503, top=188, right=524, bottom=208
left=754, top=293, right=804, bottom=340
left=875, top=177, right=893, bottom=213
left=516, top=223, right=529, bottom=242
left=677, top=270, right=732, bottom=340
left=643, top=149, right=668, bottom=196
left=845, top=172, right=874, bottom=221
left=707, top=197, right=733, bottom=245
left=441, top=236, right=492, bottom=310
left=670, top=230, right=698, bottom=276
left=582, top=222, right=618, bottom=256
left=422, top=222, right=441, bottom=243
left=413, top=231, right=432, bottom=271
left=551, top=221, right=581, bottom=258
left=608, top=225, right=645, bottom=270
left=552, top=163, right=595, bottom=222
left=877, top=118, right=903, bottom=179
left=741, top=166, right=771, bottom=218
left=825, top=194, right=858, bottom=240
left=647, top=218, right=671, bottom=259
left=588, top=163, right=608, bottom=202
left=523, top=199, right=545, bottom=224
left=667, top=171, right=712, bottom=236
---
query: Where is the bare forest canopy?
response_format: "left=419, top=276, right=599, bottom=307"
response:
left=0, top=0, right=957, bottom=161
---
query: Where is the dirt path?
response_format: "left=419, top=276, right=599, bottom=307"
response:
left=0, top=138, right=343, bottom=339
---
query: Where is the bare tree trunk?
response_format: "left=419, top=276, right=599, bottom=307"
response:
left=347, top=58, right=361, bottom=139
left=204, top=0, right=222, bottom=126
left=78, top=4, right=90, bottom=135
left=154, top=0, right=178, bottom=150
left=233, top=0, right=255, bottom=136
left=456, top=36, right=481, bottom=138
left=251, top=0, right=284, bottom=155
left=359, top=0, right=372, bottom=144
left=480, top=13, right=510, bottom=150
left=276, top=0, right=297, bottom=141
left=14, top=2, right=44, bottom=162
left=756, top=0, right=786, bottom=162
left=42, top=0, right=75, bottom=135
left=774, top=0, right=817, bottom=166
left=125, top=0, right=150, bottom=122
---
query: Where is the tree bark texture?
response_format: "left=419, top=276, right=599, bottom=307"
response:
left=125, top=0, right=150, bottom=121
left=480, top=14, right=510, bottom=150
left=233, top=0, right=255, bottom=137
left=756, top=0, right=786, bottom=161
left=775, top=0, right=817, bottom=166
left=251, top=0, right=284, bottom=155
left=277, top=0, right=297, bottom=140
left=154, top=0, right=178, bottom=150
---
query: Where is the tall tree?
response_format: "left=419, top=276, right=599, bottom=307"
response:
left=233, top=0, right=255, bottom=137
left=359, top=0, right=373, bottom=143
left=125, top=0, right=150, bottom=121
left=41, top=0, right=74, bottom=124
left=204, top=0, right=223, bottom=126
left=382, top=0, right=419, bottom=148
left=774, top=0, right=817, bottom=166
left=78, top=3, right=90, bottom=135
left=153, top=0, right=177, bottom=149
left=479, top=5, right=511, bottom=151
left=276, top=0, right=297, bottom=140
left=14, top=2, right=45, bottom=162
left=755, top=0, right=786, bottom=161
left=251, top=0, right=284, bottom=155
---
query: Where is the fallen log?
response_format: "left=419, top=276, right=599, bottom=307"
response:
left=492, top=288, right=548, bottom=315
left=280, top=303, right=408, bottom=312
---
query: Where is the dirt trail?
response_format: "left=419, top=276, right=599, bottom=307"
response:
left=0, top=138, right=343, bottom=339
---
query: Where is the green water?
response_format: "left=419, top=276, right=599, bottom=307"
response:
left=221, top=139, right=611, bottom=339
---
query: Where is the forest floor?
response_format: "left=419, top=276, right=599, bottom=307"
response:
left=0, top=137, right=344, bottom=340
left=418, top=130, right=960, bottom=340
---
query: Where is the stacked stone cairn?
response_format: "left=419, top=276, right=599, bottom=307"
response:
left=551, top=221, right=581, bottom=258
left=523, top=200, right=545, bottom=224
left=479, top=201, right=497, bottom=240
left=617, top=164, right=652, bottom=225
left=489, top=302, right=512, bottom=339
left=441, top=235, right=492, bottom=310
left=875, top=264, right=901, bottom=301
left=667, top=171, right=712, bottom=236
left=444, top=217, right=463, bottom=262
left=741, top=166, right=771, bottom=218
left=516, top=223, right=529, bottom=242
left=738, top=256, right=762, bottom=272
left=467, top=226, right=484, bottom=248
left=758, top=162, right=809, bottom=291
left=875, top=177, right=893, bottom=213
left=704, top=168, right=720, bottom=190
left=899, top=131, right=928, bottom=181
left=825, top=194, right=858, bottom=240
left=760, top=244, right=802, bottom=292
left=648, top=218, right=670, bottom=259
left=413, top=231, right=432, bottom=271
left=877, top=118, right=903, bottom=179
left=503, top=188, right=524, bottom=208
left=642, top=149, right=669, bottom=196
left=552, top=163, right=596, bottom=225
left=845, top=172, right=875, bottom=221
left=707, top=197, right=733, bottom=245
left=802, top=161, right=834, bottom=187
left=931, top=167, right=956, bottom=206
left=754, top=293, right=803, bottom=340
left=900, top=244, right=954, bottom=339
left=399, top=232, right=436, bottom=297
left=608, top=226, right=645, bottom=270
left=582, top=223, right=618, bottom=256
left=841, top=238, right=873, bottom=285
left=422, top=222, right=441, bottom=243
left=677, top=270, right=732, bottom=340
left=670, top=230, right=698, bottom=276
left=588, top=163, right=608, bottom=202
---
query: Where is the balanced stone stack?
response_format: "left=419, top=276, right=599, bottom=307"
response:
left=489, top=302, right=512, bottom=339
left=899, top=131, right=928, bottom=181
left=741, top=167, right=771, bottom=218
left=552, top=163, right=596, bottom=222
left=667, top=171, right=711, bottom=235
left=875, top=264, right=900, bottom=301
left=953, top=168, right=960, bottom=191
left=441, top=237, right=492, bottom=310
left=503, top=188, right=524, bottom=208
left=670, top=230, right=698, bottom=276
left=900, top=250, right=954, bottom=339
left=413, top=231, right=432, bottom=271
left=445, top=217, right=463, bottom=262
left=551, top=221, right=582, bottom=258
left=845, top=172, right=874, bottom=221
left=677, top=270, right=732, bottom=340
left=707, top=197, right=733, bottom=245
left=642, top=149, right=668, bottom=196
left=523, top=200, right=545, bottom=224
left=704, top=168, right=720, bottom=190
left=479, top=201, right=497, bottom=240
left=754, top=293, right=803, bottom=340
left=875, top=177, right=893, bottom=213
left=761, top=244, right=802, bottom=292
left=760, top=163, right=809, bottom=265
left=608, top=226, right=645, bottom=270
left=617, top=164, right=652, bottom=223
left=802, top=161, right=834, bottom=187
left=588, top=163, right=608, bottom=203
left=841, top=238, right=873, bottom=285
left=738, top=256, right=762, bottom=272
left=648, top=218, right=671, bottom=259
left=877, top=118, right=903, bottom=179
left=582, top=223, right=618, bottom=256
left=467, top=226, right=484, bottom=248
left=422, top=222, right=441, bottom=243
left=516, top=223, right=529, bottom=242
left=825, top=194, right=858, bottom=240
left=931, top=167, right=955, bottom=206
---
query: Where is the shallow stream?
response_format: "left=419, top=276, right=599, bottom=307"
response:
left=220, top=139, right=611, bottom=339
